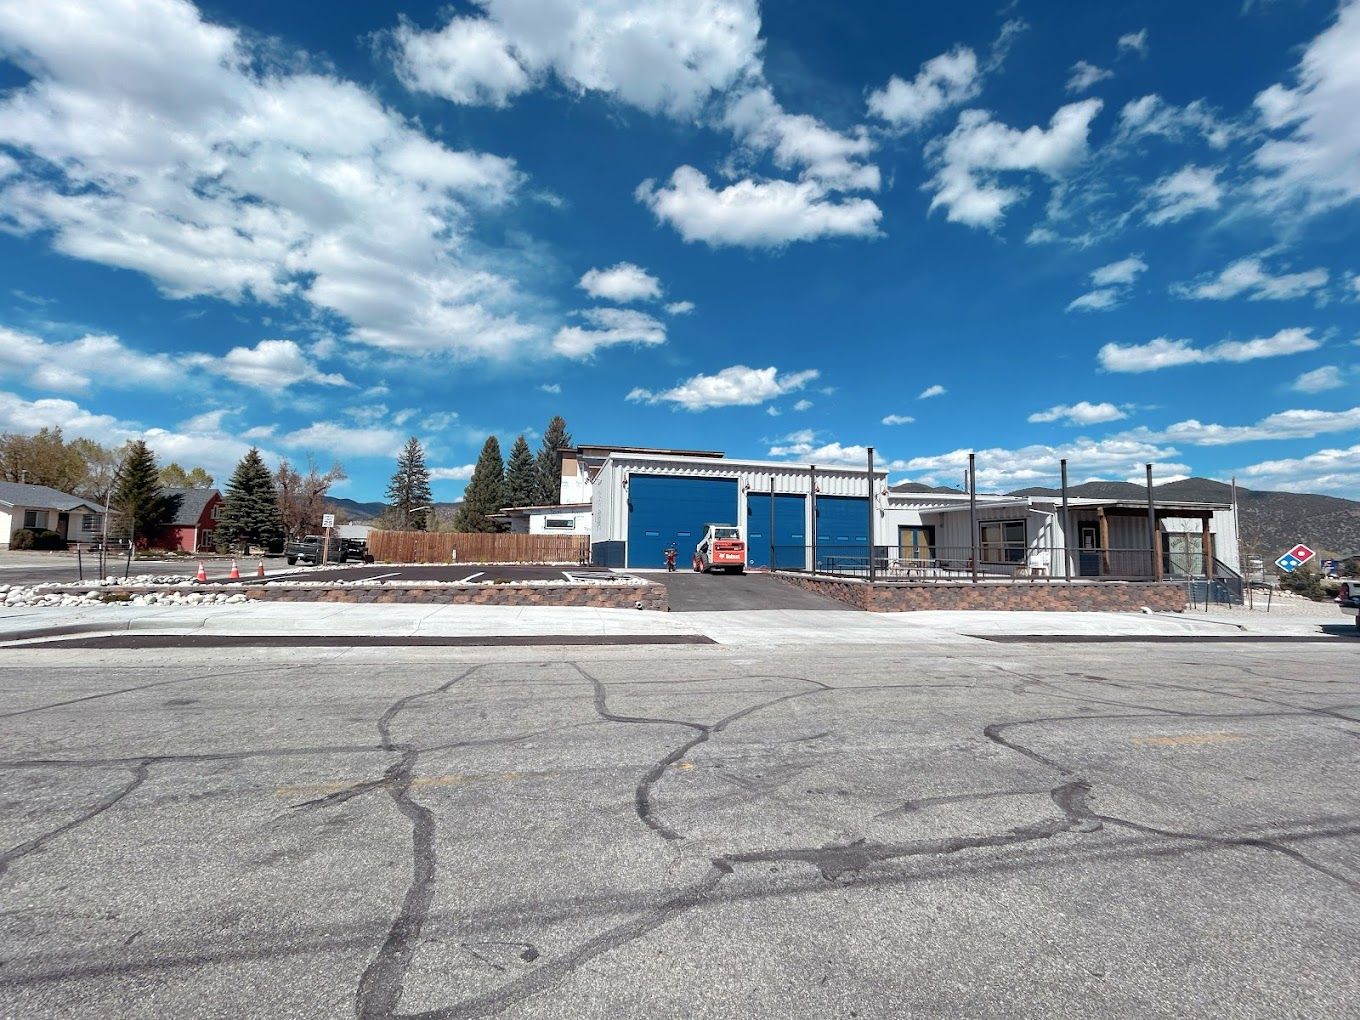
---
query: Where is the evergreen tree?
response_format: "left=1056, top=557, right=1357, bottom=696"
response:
left=217, top=447, right=284, bottom=553
left=386, top=437, right=434, bottom=531
left=454, top=436, right=505, bottom=533
left=504, top=435, right=536, bottom=507
left=111, top=440, right=180, bottom=544
left=532, top=415, right=572, bottom=506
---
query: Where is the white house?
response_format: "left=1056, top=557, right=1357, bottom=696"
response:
left=0, top=481, right=105, bottom=549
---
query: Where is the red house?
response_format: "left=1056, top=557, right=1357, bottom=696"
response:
left=151, top=488, right=223, bottom=552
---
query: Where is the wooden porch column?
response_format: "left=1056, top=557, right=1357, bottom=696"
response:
left=1097, top=507, right=1110, bottom=575
left=1201, top=514, right=1213, bottom=578
left=1153, top=518, right=1164, bottom=581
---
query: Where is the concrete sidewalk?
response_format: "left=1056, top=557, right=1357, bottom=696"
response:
left=0, top=599, right=1347, bottom=646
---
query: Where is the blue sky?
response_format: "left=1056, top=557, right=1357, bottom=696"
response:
left=1, top=0, right=1358, bottom=500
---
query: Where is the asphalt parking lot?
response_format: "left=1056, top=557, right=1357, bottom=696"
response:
left=262, top=563, right=606, bottom=584
left=2, top=637, right=1357, bottom=1018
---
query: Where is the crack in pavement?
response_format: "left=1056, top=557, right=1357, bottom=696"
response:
left=0, top=760, right=150, bottom=881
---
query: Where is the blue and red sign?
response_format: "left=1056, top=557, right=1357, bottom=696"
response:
left=1275, top=543, right=1316, bottom=573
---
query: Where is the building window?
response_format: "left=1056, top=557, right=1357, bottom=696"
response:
left=200, top=530, right=214, bottom=550
left=23, top=510, right=48, bottom=530
left=979, top=520, right=1026, bottom=563
left=81, top=514, right=102, bottom=534
left=544, top=517, right=575, bottom=530
left=211, top=504, right=221, bottom=520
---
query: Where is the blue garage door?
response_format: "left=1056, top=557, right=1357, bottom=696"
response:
left=745, top=493, right=807, bottom=569
left=627, top=475, right=739, bottom=569
left=815, top=495, right=869, bottom=569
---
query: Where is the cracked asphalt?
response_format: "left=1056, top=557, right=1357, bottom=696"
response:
left=1, top=637, right=1358, bottom=1018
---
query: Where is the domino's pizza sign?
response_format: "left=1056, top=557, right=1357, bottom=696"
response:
left=1275, top=543, right=1316, bottom=573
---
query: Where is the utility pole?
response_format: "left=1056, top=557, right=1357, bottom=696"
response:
left=968, top=453, right=978, bottom=583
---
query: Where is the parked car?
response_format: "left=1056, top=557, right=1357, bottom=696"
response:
left=1336, top=581, right=1360, bottom=630
left=340, top=537, right=372, bottom=563
left=284, top=535, right=347, bottom=566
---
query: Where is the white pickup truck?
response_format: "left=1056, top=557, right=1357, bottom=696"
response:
left=1336, top=580, right=1360, bottom=630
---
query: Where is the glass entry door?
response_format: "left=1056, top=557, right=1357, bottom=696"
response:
left=898, top=526, right=935, bottom=561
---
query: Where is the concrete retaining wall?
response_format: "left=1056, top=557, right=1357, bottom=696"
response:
left=778, top=574, right=1186, bottom=613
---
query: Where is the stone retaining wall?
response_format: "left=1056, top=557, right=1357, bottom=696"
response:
left=53, top=583, right=669, bottom=611
left=778, top=574, right=1185, bottom=613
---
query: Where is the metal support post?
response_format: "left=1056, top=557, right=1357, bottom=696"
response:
left=968, top=453, right=978, bottom=584
left=769, top=473, right=775, bottom=570
left=809, top=464, right=817, bottom=576
left=1060, top=458, right=1071, bottom=583
left=1145, top=463, right=1157, bottom=579
left=866, top=447, right=876, bottom=583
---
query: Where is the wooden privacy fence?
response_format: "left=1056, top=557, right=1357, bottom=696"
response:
left=366, top=530, right=590, bottom=564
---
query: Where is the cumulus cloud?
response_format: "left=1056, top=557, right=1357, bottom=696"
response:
left=919, top=384, right=946, bottom=399
left=628, top=364, right=818, bottom=411
left=578, top=262, right=663, bottom=303
left=867, top=47, right=980, bottom=130
left=1292, top=365, right=1345, bottom=393
left=538, top=383, right=561, bottom=394
left=1117, top=94, right=1241, bottom=149
left=1136, top=406, right=1360, bottom=445
left=1066, top=61, right=1112, bottom=94
left=0, top=326, right=179, bottom=391
left=0, top=0, right=538, bottom=359
left=186, top=339, right=350, bottom=392
left=1117, top=29, right=1148, bottom=57
left=1067, top=255, right=1147, bottom=313
left=1252, top=0, right=1360, bottom=214
left=1172, top=256, right=1329, bottom=301
left=926, top=99, right=1103, bottom=228
left=793, top=399, right=813, bottom=411
left=1236, top=442, right=1360, bottom=494
left=552, top=307, right=667, bottom=358
left=1145, top=165, right=1223, bottom=225
left=635, top=166, right=881, bottom=247
left=723, top=84, right=880, bottom=192
left=664, top=300, right=695, bottom=315
left=1099, top=327, right=1320, bottom=372
left=903, top=436, right=1186, bottom=491
left=881, top=413, right=915, bottom=426
left=1028, top=402, right=1128, bottom=426
left=279, top=421, right=406, bottom=459
left=429, top=464, right=476, bottom=481
left=392, top=0, right=762, bottom=119
left=1066, top=289, right=1120, bottom=312
left=1092, top=255, right=1149, bottom=287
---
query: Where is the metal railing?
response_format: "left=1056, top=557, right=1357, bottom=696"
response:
left=770, top=544, right=1167, bottom=583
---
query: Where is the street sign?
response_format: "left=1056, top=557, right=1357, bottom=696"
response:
left=321, top=513, right=335, bottom=528
left=1275, top=543, right=1315, bottom=573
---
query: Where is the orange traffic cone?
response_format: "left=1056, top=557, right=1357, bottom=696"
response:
left=256, top=560, right=265, bottom=578
left=228, top=559, right=240, bottom=580
left=195, top=562, right=207, bottom=583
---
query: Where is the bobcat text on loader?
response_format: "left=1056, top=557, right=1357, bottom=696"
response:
left=693, top=524, right=746, bottom=575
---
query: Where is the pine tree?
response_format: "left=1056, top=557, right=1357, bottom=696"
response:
left=111, top=440, right=179, bottom=544
left=454, top=436, right=505, bottom=533
left=504, top=435, right=535, bottom=507
left=216, top=447, right=284, bottom=553
left=386, top=437, right=434, bottom=531
left=532, top=415, right=572, bottom=506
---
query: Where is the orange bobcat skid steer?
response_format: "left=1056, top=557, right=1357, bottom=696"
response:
left=692, top=524, right=745, bottom=575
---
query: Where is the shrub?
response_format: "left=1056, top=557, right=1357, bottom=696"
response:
left=1278, top=567, right=1326, bottom=601
left=11, top=528, right=67, bottom=551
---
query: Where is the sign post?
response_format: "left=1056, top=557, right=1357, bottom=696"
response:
left=1275, top=543, right=1315, bottom=574
left=321, top=512, right=336, bottom=565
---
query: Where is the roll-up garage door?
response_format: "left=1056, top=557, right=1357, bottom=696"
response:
left=626, top=475, right=739, bottom=569
left=815, top=495, right=869, bottom=569
left=745, top=493, right=807, bottom=569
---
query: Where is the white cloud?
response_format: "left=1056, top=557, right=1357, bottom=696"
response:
left=1091, top=255, right=1148, bottom=287
left=552, top=307, right=666, bottom=358
left=1099, top=327, right=1320, bottom=372
left=926, top=99, right=1103, bottom=228
left=1172, top=256, right=1329, bottom=301
left=1117, top=29, right=1148, bottom=56
left=1066, top=288, right=1121, bottom=312
left=664, top=300, right=695, bottom=315
left=1066, top=61, right=1112, bottom=94
left=903, top=436, right=1187, bottom=491
left=1117, top=95, right=1241, bottom=149
left=187, top=339, right=349, bottom=392
left=0, top=326, right=179, bottom=391
left=429, top=464, right=475, bottom=481
left=1145, top=165, right=1223, bottom=225
left=724, top=84, right=879, bottom=191
left=792, top=399, right=813, bottom=411
left=1028, top=402, right=1128, bottom=426
left=392, top=0, right=762, bottom=119
left=867, top=47, right=980, bottom=130
left=1292, top=365, right=1345, bottom=393
left=919, top=384, right=946, bottom=399
left=1141, top=406, right=1360, bottom=445
left=1235, top=443, right=1360, bottom=494
left=768, top=439, right=873, bottom=465
left=628, top=364, right=818, bottom=411
left=0, top=0, right=538, bottom=359
left=420, top=411, right=460, bottom=431
left=1252, top=0, right=1360, bottom=213
left=279, top=421, right=405, bottom=459
left=539, top=383, right=561, bottom=394
left=881, top=414, right=915, bottom=425
left=578, top=262, right=662, bottom=303
left=635, top=166, right=881, bottom=247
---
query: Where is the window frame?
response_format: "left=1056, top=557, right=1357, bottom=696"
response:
left=979, top=519, right=1027, bottom=564
left=542, top=517, right=576, bottom=530
left=23, top=509, right=48, bottom=530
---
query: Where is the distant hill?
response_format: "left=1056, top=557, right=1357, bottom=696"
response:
left=891, top=482, right=966, bottom=495
left=325, top=497, right=462, bottom=524
left=1007, top=477, right=1360, bottom=559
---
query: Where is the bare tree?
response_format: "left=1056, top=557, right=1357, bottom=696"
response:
left=275, top=456, right=346, bottom=537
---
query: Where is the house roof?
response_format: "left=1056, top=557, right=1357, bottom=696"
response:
left=0, top=481, right=99, bottom=512
left=161, top=487, right=220, bottom=525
